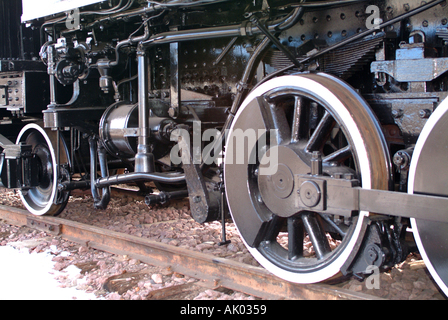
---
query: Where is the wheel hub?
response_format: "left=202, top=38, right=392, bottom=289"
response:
left=265, top=163, right=294, bottom=199
left=258, top=144, right=309, bottom=217
left=34, top=144, right=53, bottom=189
left=299, top=180, right=321, bottom=208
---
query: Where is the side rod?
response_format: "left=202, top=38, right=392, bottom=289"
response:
left=357, top=188, right=448, bottom=223
left=296, top=174, right=448, bottom=223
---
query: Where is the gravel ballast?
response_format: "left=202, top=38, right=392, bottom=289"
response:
left=0, top=188, right=446, bottom=300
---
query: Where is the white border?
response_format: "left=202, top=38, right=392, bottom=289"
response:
left=224, top=75, right=372, bottom=283
left=17, top=124, right=57, bottom=216
left=409, top=98, right=448, bottom=296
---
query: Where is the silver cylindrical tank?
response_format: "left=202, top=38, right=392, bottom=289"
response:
left=99, top=102, right=174, bottom=159
left=99, top=102, right=139, bottom=158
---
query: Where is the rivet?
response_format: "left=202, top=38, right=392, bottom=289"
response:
left=419, top=109, right=432, bottom=118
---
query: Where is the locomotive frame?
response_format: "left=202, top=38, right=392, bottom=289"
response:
left=1, top=0, right=448, bottom=296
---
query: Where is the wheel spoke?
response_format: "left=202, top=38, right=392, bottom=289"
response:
left=253, top=214, right=285, bottom=247
left=305, top=111, right=335, bottom=153
left=301, top=212, right=331, bottom=260
left=323, top=145, right=352, bottom=163
left=256, top=96, right=291, bottom=145
left=288, top=216, right=304, bottom=260
left=264, top=214, right=285, bottom=242
left=317, top=213, right=347, bottom=238
left=291, top=96, right=303, bottom=143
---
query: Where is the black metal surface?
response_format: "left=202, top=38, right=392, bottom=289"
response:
left=43, top=107, right=107, bottom=134
left=173, top=124, right=220, bottom=223
left=0, top=0, right=41, bottom=60
left=0, top=0, right=23, bottom=60
left=89, top=137, right=111, bottom=210
left=0, top=60, right=45, bottom=72
left=0, top=71, right=49, bottom=115
left=342, top=220, right=409, bottom=278
left=0, top=143, right=38, bottom=189
left=144, top=190, right=189, bottom=206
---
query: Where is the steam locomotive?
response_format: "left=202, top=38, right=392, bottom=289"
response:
left=1, top=0, right=448, bottom=296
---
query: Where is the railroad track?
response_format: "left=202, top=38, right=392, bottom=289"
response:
left=0, top=204, right=382, bottom=300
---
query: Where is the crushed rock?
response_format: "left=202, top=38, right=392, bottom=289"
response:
left=0, top=187, right=446, bottom=300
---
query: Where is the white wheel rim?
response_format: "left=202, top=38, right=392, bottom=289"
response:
left=409, top=98, right=448, bottom=296
left=17, top=124, right=58, bottom=216
left=225, top=75, right=377, bottom=283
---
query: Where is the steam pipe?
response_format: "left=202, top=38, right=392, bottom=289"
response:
left=91, top=23, right=150, bottom=68
left=91, top=6, right=302, bottom=68
left=96, top=145, right=111, bottom=209
left=89, top=137, right=111, bottom=210
left=145, top=190, right=189, bottom=206
left=89, top=137, right=100, bottom=204
left=95, top=172, right=186, bottom=188
left=140, top=7, right=304, bottom=48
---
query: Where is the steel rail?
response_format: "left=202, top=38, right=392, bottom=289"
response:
left=0, top=205, right=381, bottom=300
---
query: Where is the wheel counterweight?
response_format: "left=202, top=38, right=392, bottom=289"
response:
left=224, top=73, right=391, bottom=283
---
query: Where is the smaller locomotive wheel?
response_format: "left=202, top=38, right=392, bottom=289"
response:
left=224, top=73, right=390, bottom=283
left=16, top=124, right=70, bottom=216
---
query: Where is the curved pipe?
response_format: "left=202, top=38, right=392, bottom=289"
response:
left=96, top=144, right=111, bottom=209
left=89, top=6, right=302, bottom=68
left=140, top=7, right=304, bottom=48
left=89, top=137, right=100, bottom=204
left=89, top=137, right=111, bottom=210
left=95, top=172, right=186, bottom=188
left=91, top=22, right=150, bottom=68
left=145, top=190, right=189, bottom=206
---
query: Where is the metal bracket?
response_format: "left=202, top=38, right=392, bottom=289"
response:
left=297, top=177, right=326, bottom=211
left=174, top=125, right=220, bottom=224
left=27, top=217, right=62, bottom=236
left=295, top=174, right=359, bottom=218
left=1, top=144, right=39, bottom=190
left=371, top=57, right=448, bottom=82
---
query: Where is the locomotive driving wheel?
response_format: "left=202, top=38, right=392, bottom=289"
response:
left=409, top=98, right=448, bottom=297
left=224, top=73, right=391, bottom=283
left=16, top=123, right=70, bottom=216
